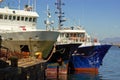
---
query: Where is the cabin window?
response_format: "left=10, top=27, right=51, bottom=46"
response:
left=29, top=17, right=32, bottom=22
left=33, top=18, right=36, bottom=22
left=70, top=33, right=72, bottom=37
left=9, top=15, right=12, bottom=20
left=25, top=17, right=28, bottom=21
left=78, top=33, right=81, bottom=37
left=73, top=33, right=76, bottom=37
left=0, top=14, right=3, bottom=19
left=21, top=17, right=24, bottom=21
left=4, top=15, right=8, bottom=19
left=81, top=33, right=85, bottom=38
left=13, top=16, right=16, bottom=20
left=17, top=16, right=20, bottom=21
left=76, top=33, right=78, bottom=37
left=66, top=33, right=69, bottom=38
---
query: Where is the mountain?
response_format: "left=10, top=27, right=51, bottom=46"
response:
left=101, top=37, right=120, bottom=44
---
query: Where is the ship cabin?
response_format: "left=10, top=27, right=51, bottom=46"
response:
left=57, top=27, right=91, bottom=44
left=0, top=6, right=39, bottom=32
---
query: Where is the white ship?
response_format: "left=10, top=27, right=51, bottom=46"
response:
left=0, top=0, right=59, bottom=59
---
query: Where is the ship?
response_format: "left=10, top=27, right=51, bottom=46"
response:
left=45, top=0, right=111, bottom=75
left=0, top=0, right=59, bottom=60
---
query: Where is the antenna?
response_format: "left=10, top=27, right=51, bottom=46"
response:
left=18, top=0, right=20, bottom=10
left=0, top=0, right=3, bottom=8
left=28, top=0, right=30, bottom=6
left=44, top=5, right=54, bottom=31
left=31, top=0, right=36, bottom=11
left=34, top=0, right=36, bottom=11
left=55, top=0, right=66, bottom=30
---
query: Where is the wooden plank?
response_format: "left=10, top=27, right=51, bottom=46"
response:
left=18, top=58, right=46, bottom=68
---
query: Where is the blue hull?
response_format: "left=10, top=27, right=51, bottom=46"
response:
left=47, top=44, right=111, bottom=73
left=69, top=45, right=111, bottom=71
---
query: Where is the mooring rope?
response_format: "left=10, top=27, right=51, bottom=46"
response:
left=46, top=44, right=56, bottom=61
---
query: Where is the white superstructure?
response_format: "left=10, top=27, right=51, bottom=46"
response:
left=56, top=26, right=100, bottom=47
left=0, top=6, right=38, bottom=32
left=57, top=26, right=89, bottom=44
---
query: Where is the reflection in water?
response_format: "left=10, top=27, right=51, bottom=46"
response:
left=46, top=72, right=102, bottom=80
left=46, top=74, right=68, bottom=80
left=68, top=72, right=102, bottom=80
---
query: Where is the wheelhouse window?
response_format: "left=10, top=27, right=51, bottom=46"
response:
left=66, top=33, right=69, bottom=38
left=0, top=14, right=3, bottom=19
left=4, top=15, right=8, bottom=19
left=80, top=33, right=85, bottom=38
left=9, top=15, right=12, bottom=20
left=13, top=16, right=16, bottom=20
left=25, top=17, right=28, bottom=21
left=73, top=33, right=76, bottom=37
left=17, top=16, right=20, bottom=21
left=33, top=17, right=37, bottom=22
left=21, top=17, right=24, bottom=21
left=70, top=33, right=73, bottom=37
left=29, top=17, right=32, bottom=22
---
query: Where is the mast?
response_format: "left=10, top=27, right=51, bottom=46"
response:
left=44, top=5, right=54, bottom=31
left=34, top=0, right=36, bottom=11
left=18, top=0, right=20, bottom=10
left=55, top=0, right=66, bottom=30
left=28, top=0, right=30, bottom=6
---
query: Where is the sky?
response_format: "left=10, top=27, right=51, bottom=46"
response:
left=1, top=0, right=120, bottom=40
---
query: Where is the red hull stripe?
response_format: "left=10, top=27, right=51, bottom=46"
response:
left=74, top=68, right=98, bottom=74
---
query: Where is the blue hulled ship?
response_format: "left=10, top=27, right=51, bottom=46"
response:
left=47, top=25, right=111, bottom=74
left=45, top=0, right=111, bottom=75
left=69, top=44, right=111, bottom=73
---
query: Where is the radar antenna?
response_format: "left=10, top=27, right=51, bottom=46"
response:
left=55, top=0, right=66, bottom=30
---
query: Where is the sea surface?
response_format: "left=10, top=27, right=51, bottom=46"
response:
left=46, top=46, right=120, bottom=80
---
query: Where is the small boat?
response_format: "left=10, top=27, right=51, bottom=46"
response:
left=0, top=0, right=59, bottom=59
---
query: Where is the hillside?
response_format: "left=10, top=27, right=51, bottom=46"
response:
left=101, top=37, right=120, bottom=44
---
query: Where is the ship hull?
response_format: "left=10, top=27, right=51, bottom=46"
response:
left=69, top=44, right=111, bottom=73
left=47, top=44, right=81, bottom=63
left=0, top=30, right=59, bottom=59
left=47, top=44, right=111, bottom=74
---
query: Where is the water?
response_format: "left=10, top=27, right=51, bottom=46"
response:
left=99, top=46, right=120, bottom=80
left=46, top=46, right=120, bottom=80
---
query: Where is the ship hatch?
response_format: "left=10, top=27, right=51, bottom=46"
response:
left=20, top=45, right=30, bottom=52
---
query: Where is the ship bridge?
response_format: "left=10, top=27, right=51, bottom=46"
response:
left=0, top=7, right=39, bottom=32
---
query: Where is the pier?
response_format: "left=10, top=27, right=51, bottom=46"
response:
left=112, top=43, right=120, bottom=48
left=0, top=57, right=47, bottom=80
